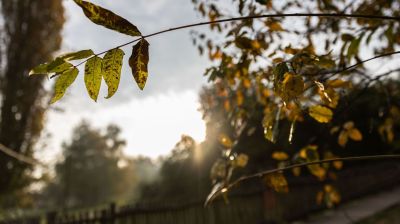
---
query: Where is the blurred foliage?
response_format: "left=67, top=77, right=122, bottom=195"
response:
left=40, top=122, right=156, bottom=209
left=190, top=0, right=400, bottom=206
left=0, top=0, right=64, bottom=208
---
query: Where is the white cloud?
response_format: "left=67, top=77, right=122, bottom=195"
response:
left=42, top=0, right=210, bottom=160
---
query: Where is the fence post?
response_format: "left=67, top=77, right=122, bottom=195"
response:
left=46, top=211, right=57, bottom=224
left=109, top=203, right=116, bottom=224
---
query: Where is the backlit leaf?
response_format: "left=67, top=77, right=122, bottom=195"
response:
left=348, top=128, right=362, bottom=141
left=327, top=79, right=352, bottom=88
left=73, top=0, right=141, bottom=37
left=129, top=39, right=149, bottom=90
left=29, top=63, right=49, bottom=76
left=265, top=172, right=289, bottom=193
left=84, top=56, right=103, bottom=101
left=272, top=151, right=289, bottom=161
left=60, top=49, right=94, bottom=61
left=338, top=130, right=348, bottom=147
left=315, top=81, right=332, bottom=103
left=309, top=105, right=333, bottom=123
left=219, top=133, right=233, bottom=149
left=47, top=58, right=74, bottom=74
left=281, top=72, right=304, bottom=101
left=234, top=153, right=249, bottom=167
left=50, top=68, right=79, bottom=104
left=102, top=48, right=124, bottom=98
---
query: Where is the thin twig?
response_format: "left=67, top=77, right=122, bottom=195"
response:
left=71, top=13, right=400, bottom=69
left=321, top=51, right=400, bottom=82
left=0, top=143, right=46, bottom=167
left=205, top=154, right=400, bottom=204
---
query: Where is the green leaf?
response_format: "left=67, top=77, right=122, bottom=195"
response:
left=84, top=56, right=103, bottom=101
left=347, top=35, right=363, bottom=59
left=51, top=68, right=79, bottom=104
left=309, top=105, right=333, bottom=123
left=73, top=0, right=141, bottom=37
left=29, top=63, right=49, bottom=76
left=129, top=39, right=149, bottom=90
left=60, top=49, right=94, bottom=61
left=47, top=58, right=74, bottom=74
left=102, top=48, right=124, bottom=98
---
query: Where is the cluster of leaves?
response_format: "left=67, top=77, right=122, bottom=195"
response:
left=29, top=0, right=149, bottom=103
left=192, top=0, right=400, bottom=207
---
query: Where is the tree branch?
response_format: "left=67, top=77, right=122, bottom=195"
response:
left=205, top=154, right=400, bottom=205
left=322, top=51, right=400, bottom=82
left=70, top=13, right=400, bottom=69
left=0, top=143, right=46, bottom=167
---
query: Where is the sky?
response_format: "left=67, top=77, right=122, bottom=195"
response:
left=41, top=0, right=212, bottom=161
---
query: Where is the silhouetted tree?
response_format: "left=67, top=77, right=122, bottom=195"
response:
left=0, top=0, right=64, bottom=207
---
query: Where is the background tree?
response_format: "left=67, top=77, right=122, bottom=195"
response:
left=0, top=0, right=64, bottom=208
left=42, top=122, right=138, bottom=209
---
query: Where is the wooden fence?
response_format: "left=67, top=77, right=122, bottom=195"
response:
left=2, top=161, right=400, bottom=224
left=0, top=193, right=265, bottom=224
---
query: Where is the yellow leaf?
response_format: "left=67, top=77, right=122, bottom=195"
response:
left=29, top=63, right=49, bottom=76
left=266, top=20, right=284, bottom=31
left=265, top=172, right=289, bottom=193
left=327, top=79, right=352, bottom=88
left=73, top=0, right=141, bottom=37
left=50, top=68, right=79, bottom=104
left=47, top=58, right=74, bottom=74
left=315, top=81, right=332, bottom=103
left=84, top=56, right=103, bottom=101
left=348, top=128, right=362, bottom=141
left=243, top=78, right=251, bottom=89
left=234, top=153, right=249, bottom=167
left=272, top=151, right=289, bottom=161
left=60, top=49, right=94, bottom=61
left=282, top=72, right=304, bottom=100
left=129, top=39, right=149, bottom=90
left=224, top=100, right=231, bottom=112
left=343, top=121, right=354, bottom=130
left=333, top=161, right=343, bottom=170
left=236, top=91, right=244, bottom=106
left=102, top=48, right=125, bottom=98
left=308, top=165, right=326, bottom=181
left=324, top=184, right=341, bottom=208
left=219, top=134, right=233, bottom=149
left=330, top=126, right=340, bottom=135
left=338, top=130, right=348, bottom=147
left=309, top=105, right=333, bottom=123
